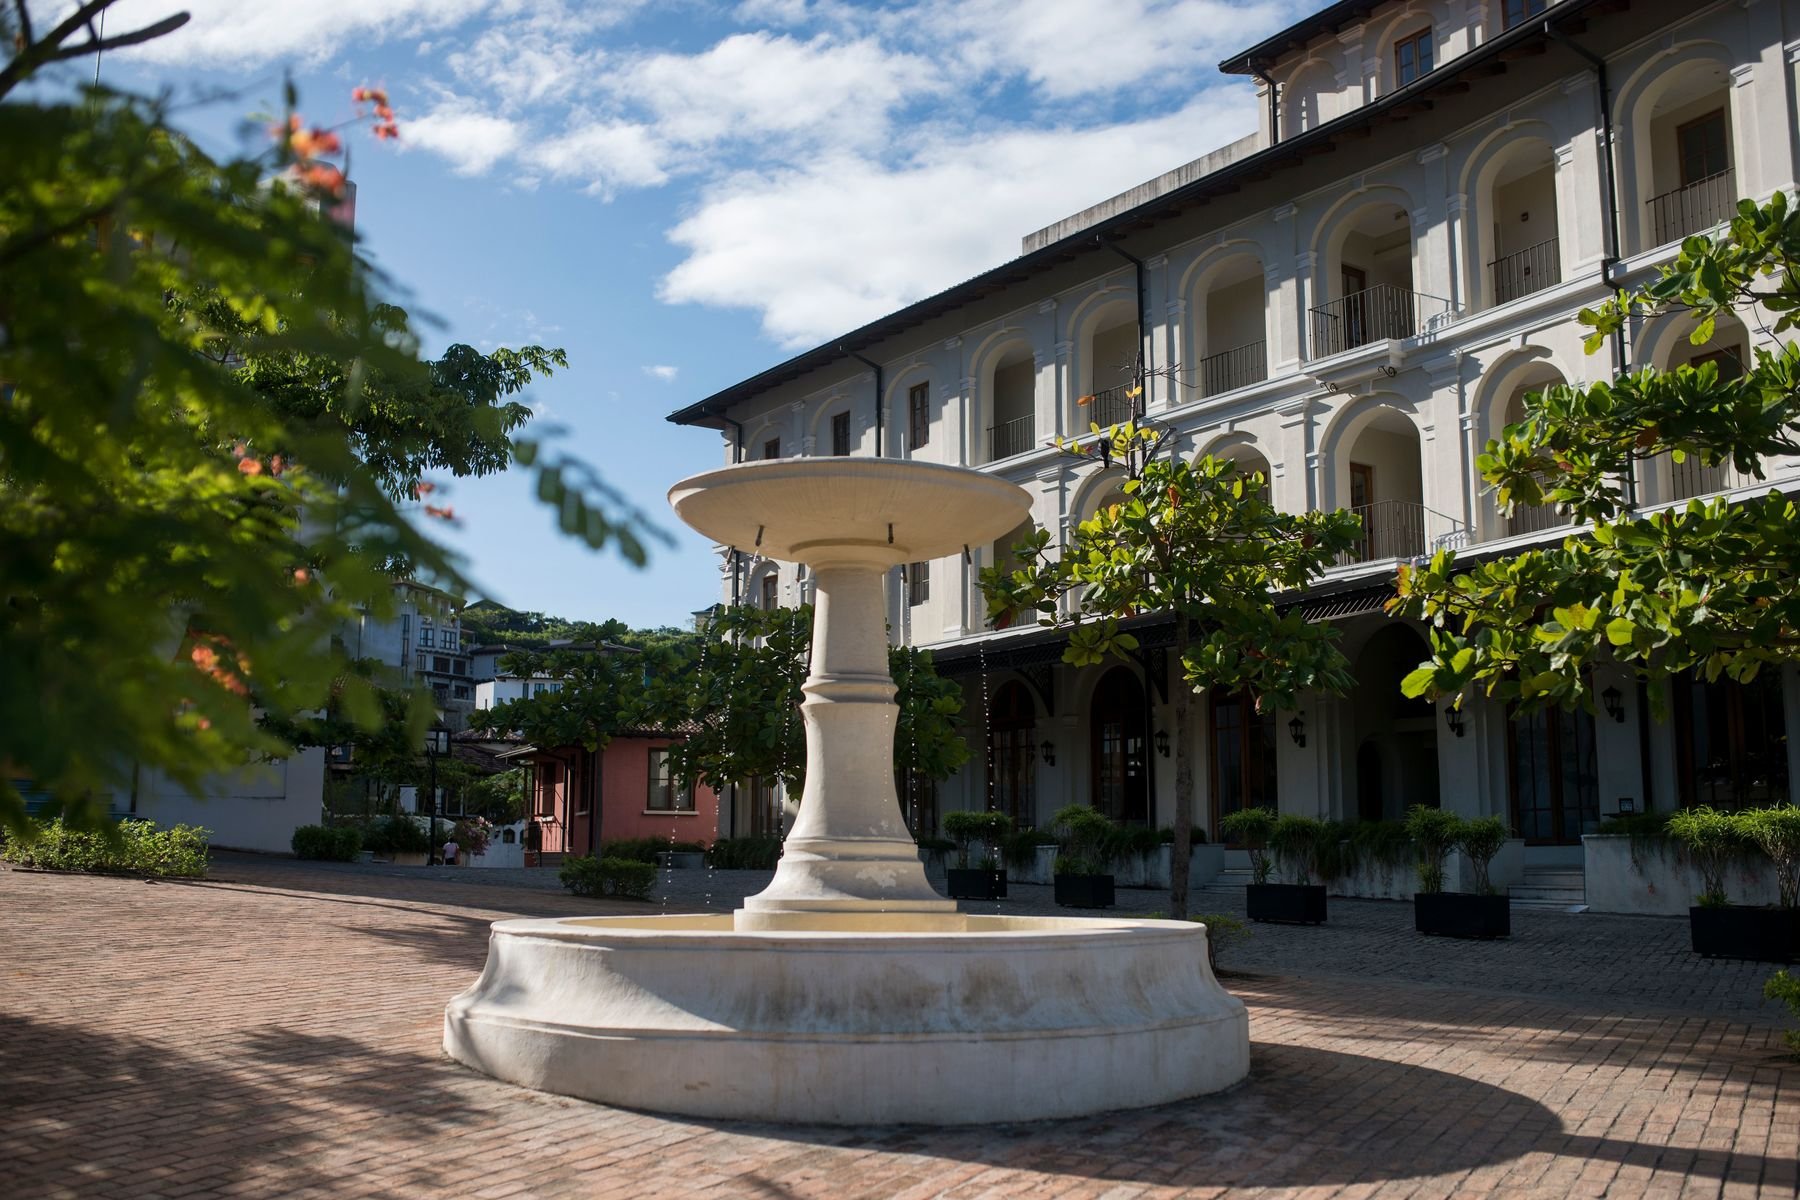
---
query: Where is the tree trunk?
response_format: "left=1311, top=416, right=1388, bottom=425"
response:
left=1169, top=621, right=1193, bottom=920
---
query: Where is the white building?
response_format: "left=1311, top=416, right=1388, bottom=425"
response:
left=671, top=0, right=1800, bottom=887
left=345, top=580, right=475, bottom=727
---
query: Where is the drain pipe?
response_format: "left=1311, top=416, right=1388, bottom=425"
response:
left=1253, top=65, right=1280, bottom=146
left=1546, top=22, right=1636, bottom=507
left=844, top=348, right=885, bottom=457
left=1102, top=239, right=1149, bottom=414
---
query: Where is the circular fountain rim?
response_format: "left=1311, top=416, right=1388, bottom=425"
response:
left=500, top=913, right=1210, bottom=945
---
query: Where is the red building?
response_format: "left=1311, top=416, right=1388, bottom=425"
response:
left=504, top=730, right=720, bottom=865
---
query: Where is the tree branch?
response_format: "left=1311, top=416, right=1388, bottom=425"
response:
left=0, top=1, right=188, bottom=98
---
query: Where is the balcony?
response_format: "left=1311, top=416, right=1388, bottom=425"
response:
left=988, top=414, right=1036, bottom=461
left=1505, top=499, right=1568, bottom=539
left=1335, top=500, right=1467, bottom=567
left=1198, top=341, right=1268, bottom=397
left=1081, top=384, right=1137, bottom=430
left=1646, top=169, right=1735, bottom=247
left=1490, top=238, right=1561, bottom=305
left=1309, top=286, right=1455, bottom=358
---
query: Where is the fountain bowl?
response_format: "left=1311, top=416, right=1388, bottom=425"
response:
left=444, top=912, right=1249, bottom=1125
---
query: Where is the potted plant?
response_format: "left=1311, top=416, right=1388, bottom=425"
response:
left=942, top=810, right=1011, bottom=900
left=1219, top=805, right=1277, bottom=907
left=1243, top=813, right=1328, bottom=924
left=1050, top=804, right=1116, bottom=908
left=1405, top=804, right=1463, bottom=934
left=1414, top=813, right=1511, bottom=939
left=1677, top=806, right=1800, bottom=963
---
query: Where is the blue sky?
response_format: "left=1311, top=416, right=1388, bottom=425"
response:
left=89, top=0, right=1303, bottom=629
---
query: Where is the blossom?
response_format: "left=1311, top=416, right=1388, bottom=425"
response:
left=293, top=568, right=311, bottom=584
left=424, top=504, right=456, bottom=520
left=413, top=480, right=436, bottom=497
left=238, top=457, right=263, bottom=475
left=299, top=163, right=346, bottom=197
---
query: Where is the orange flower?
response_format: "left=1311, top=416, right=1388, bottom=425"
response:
left=293, top=568, right=311, bottom=585
left=238, top=457, right=263, bottom=476
left=191, top=645, right=219, bottom=671
left=414, top=480, right=436, bottom=497
left=299, top=163, right=346, bottom=197
left=353, top=86, right=390, bottom=107
left=290, top=125, right=343, bottom=159
left=424, top=504, right=456, bottom=520
left=195, top=717, right=212, bottom=732
left=373, top=121, right=399, bottom=141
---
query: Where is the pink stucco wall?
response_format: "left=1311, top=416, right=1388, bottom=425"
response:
left=600, top=735, right=719, bottom=846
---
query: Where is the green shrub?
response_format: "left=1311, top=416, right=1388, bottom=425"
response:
left=942, top=810, right=1013, bottom=868
left=1219, top=807, right=1277, bottom=883
left=1457, top=816, right=1511, bottom=895
left=0, top=818, right=210, bottom=877
left=1001, top=828, right=1058, bottom=870
left=1737, top=805, right=1800, bottom=909
left=914, top=835, right=957, bottom=855
left=292, top=824, right=362, bottom=862
left=1404, top=805, right=1461, bottom=894
left=705, top=836, right=782, bottom=870
left=1766, top=970, right=1800, bottom=1057
left=361, top=815, right=431, bottom=856
left=1595, top=810, right=1674, bottom=872
left=1667, top=806, right=1745, bottom=906
left=1050, top=804, right=1117, bottom=875
left=559, top=855, right=657, bottom=899
left=1190, top=912, right=1249, bottom=974
left=1268, top=814, right=1328, bottom=886
left=1100, top=823, right=1162, bottom=864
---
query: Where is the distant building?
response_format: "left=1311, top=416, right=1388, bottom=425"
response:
left=346, top=580, right=474, bottom=728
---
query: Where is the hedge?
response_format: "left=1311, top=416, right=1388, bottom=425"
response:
left=0, top=817, right=210, bottom=878
left=292, top=824, right=362, bottom=862
left=560, top=855, right=657, bottom=899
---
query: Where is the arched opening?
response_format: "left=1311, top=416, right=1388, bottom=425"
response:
left=1089, top=666, right=1150, bottom=825
left=1202, top=440, right=1273, bottom=505
left=1335, top=406, right=1427, bottom=562
left=1479, top=139, right=1561, bottom=308
left=1351, top=624, right=1441, bottom=821
left=1282, top=61, right=1332, bottom=134
left=1192, top=254, right=1269, bottom=396
left=980, top=339, right=1036, bottom=463
left=1629, top=55, right=1736, bottom=251
left=988, top=681, right=1039, bottom=828
left=1475, top=357, right=1571, bottom=539
left=1078, top=301, right=1139, bottom=430
left=1210, top=690, right=1278, bottom=839
left=1313, top=202, right=1418, bottom=357
left=1646, top=311, right=1752, bottom=503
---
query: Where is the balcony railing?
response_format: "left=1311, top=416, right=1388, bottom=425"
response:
left=1082, top=384, right=1137, bottom=430
left=1198, top=341, right=1268, bottom=397
left=1505, top=499, right=1567, bottom=539
left=988, top=413, right=1036, bottom=461
left=1666, top=454, right=1749, bottom=504
left=1647, top=169, right=1735, bottom=247
left=1308, top=285, right=1455, bottom=358
left=1335, top=500, right=1466, bottom=566
left=1489, top=237, right=1561, bottom=305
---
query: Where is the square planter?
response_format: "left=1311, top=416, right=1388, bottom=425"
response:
left=1245, top=883, right=1328, bottom=925
left=946, top=868, right=1008, bottom=900
left=1053, top=873, right=1115, bottom=909
left=1689, top=905, right=1800, bottom=963
left=1414, top=891, right=1510, bottom=939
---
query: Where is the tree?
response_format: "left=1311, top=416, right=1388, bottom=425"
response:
left=980, top=424, right=1359, bottom=918
left=1392, top=191, right=1800, bottom=713
left=0, top=3, right=654, bottom=834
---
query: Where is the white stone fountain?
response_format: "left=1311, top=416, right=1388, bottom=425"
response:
left=444, top=457, right=1248, bottom=1124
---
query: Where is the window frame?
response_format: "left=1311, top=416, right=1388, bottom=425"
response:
left=908, top=382, right=930, bottom=450
left=759, top=572, right=780, bottom=611
left=763, top=437, right=781, bottom=460
left=1393, top=27, right=1433, bottom=86
left=831, top=411, right=851, bottom=456
left=646, top=747, right=695, bottom=812
left=1675, top=108, right=1730, bottom=187
left=907, top=561, right=930, bottom=607
left=1501, top=0, right=1546, bottom=31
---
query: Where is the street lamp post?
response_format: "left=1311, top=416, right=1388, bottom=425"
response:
left=424, top=726, right=449, bottom=866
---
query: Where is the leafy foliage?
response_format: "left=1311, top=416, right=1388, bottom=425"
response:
left=291, top=824, right=362, bottom=862
left=1392, top=192, right=1800, bottom=713
left=0, top=817, right=209, bottom=877
left=705, top=836, right=782, bottom=870
left=1219, top=807, right=1277, bottom=884
left=979, top=424, right=1358, bottom=916
left=942, top=810, right=1013, bottom=869
left=559, top=855, right=656, bottom=899
left=0, top=7, right=655, bottom=837
left=1765, top=969, right=1800, bottom=1057
left=1050, top=804, right=1118, bottom=876
left=1456, top=816, right=1511, bottom=895
left=1666, top=806, right=1744, bottom=906
left=1737, top=805, right=1800, bottom=909
left=1404, top=805, right=1461, bottom=895
left=1268, top=814, right=1328, bottom=886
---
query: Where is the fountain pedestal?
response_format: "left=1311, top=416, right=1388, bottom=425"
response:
left=445, top=458, right=1250, bottom=1124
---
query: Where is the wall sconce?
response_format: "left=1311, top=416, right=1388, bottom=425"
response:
left=1443, top=703, right=1466, bottom=738
left=1155, top=729, right=1170, bottom=758
left=1288, top=713, right=1306, bottom=748
left=1040, top=740, right=1055, bottom=767
left=1601, top=685, right=1625, bottom=724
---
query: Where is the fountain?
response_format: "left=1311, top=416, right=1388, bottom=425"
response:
left=444, top=457, right=1249, bottom=1124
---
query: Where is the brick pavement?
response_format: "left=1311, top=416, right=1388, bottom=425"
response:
left=3, top=855, right=1797, bottom=1199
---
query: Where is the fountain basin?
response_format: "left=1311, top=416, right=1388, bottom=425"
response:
left=444, top=914, right=1249, bottom=1125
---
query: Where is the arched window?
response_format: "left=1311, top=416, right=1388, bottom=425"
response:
left=1090, top=668, right=1149, bottom=825
left=989, top=682, right=1037, bottom=827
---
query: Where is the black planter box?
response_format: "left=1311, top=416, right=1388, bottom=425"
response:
left=946, top=868, right=1008, bottom=900
left=1414, top=891, right=1510, bottom=939
left=1245, top=883, right=1328, bottom=925
left=1053, top=873, right=1115, bottom=908
left=1689, top=905, right=1800, bottom=963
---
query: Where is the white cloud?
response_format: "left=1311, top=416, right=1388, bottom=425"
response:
left=643, top=365, right=680, bottom=382
left=404, top=105, right=523, bottom=175
left=109, top=0, right=493, bottom=65
left=526, top=119, right=670, bottom=196
left=659, top=92, right=1260, bottom=348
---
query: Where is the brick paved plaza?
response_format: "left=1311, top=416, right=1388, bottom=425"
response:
left=4, top=856, right=1797, bottom=1199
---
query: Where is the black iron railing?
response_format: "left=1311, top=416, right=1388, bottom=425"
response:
left=1490, top=237, right=1561, bottom=305
left=1198, top=341, right=1268, bottom=396
left=1647, top=169, right=1735, bottom=247
left=1336, top=500, right=1466, bottom=566
left=1308, top=285, right=1455, bottom=358
left=1082, top=384, right=1137, bottom=430
left=1505, top=500, right=1567, bottom=539
left=988, top=413, right=1036, bottom=460
left=1667, top=454, right=1735, bottom=503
